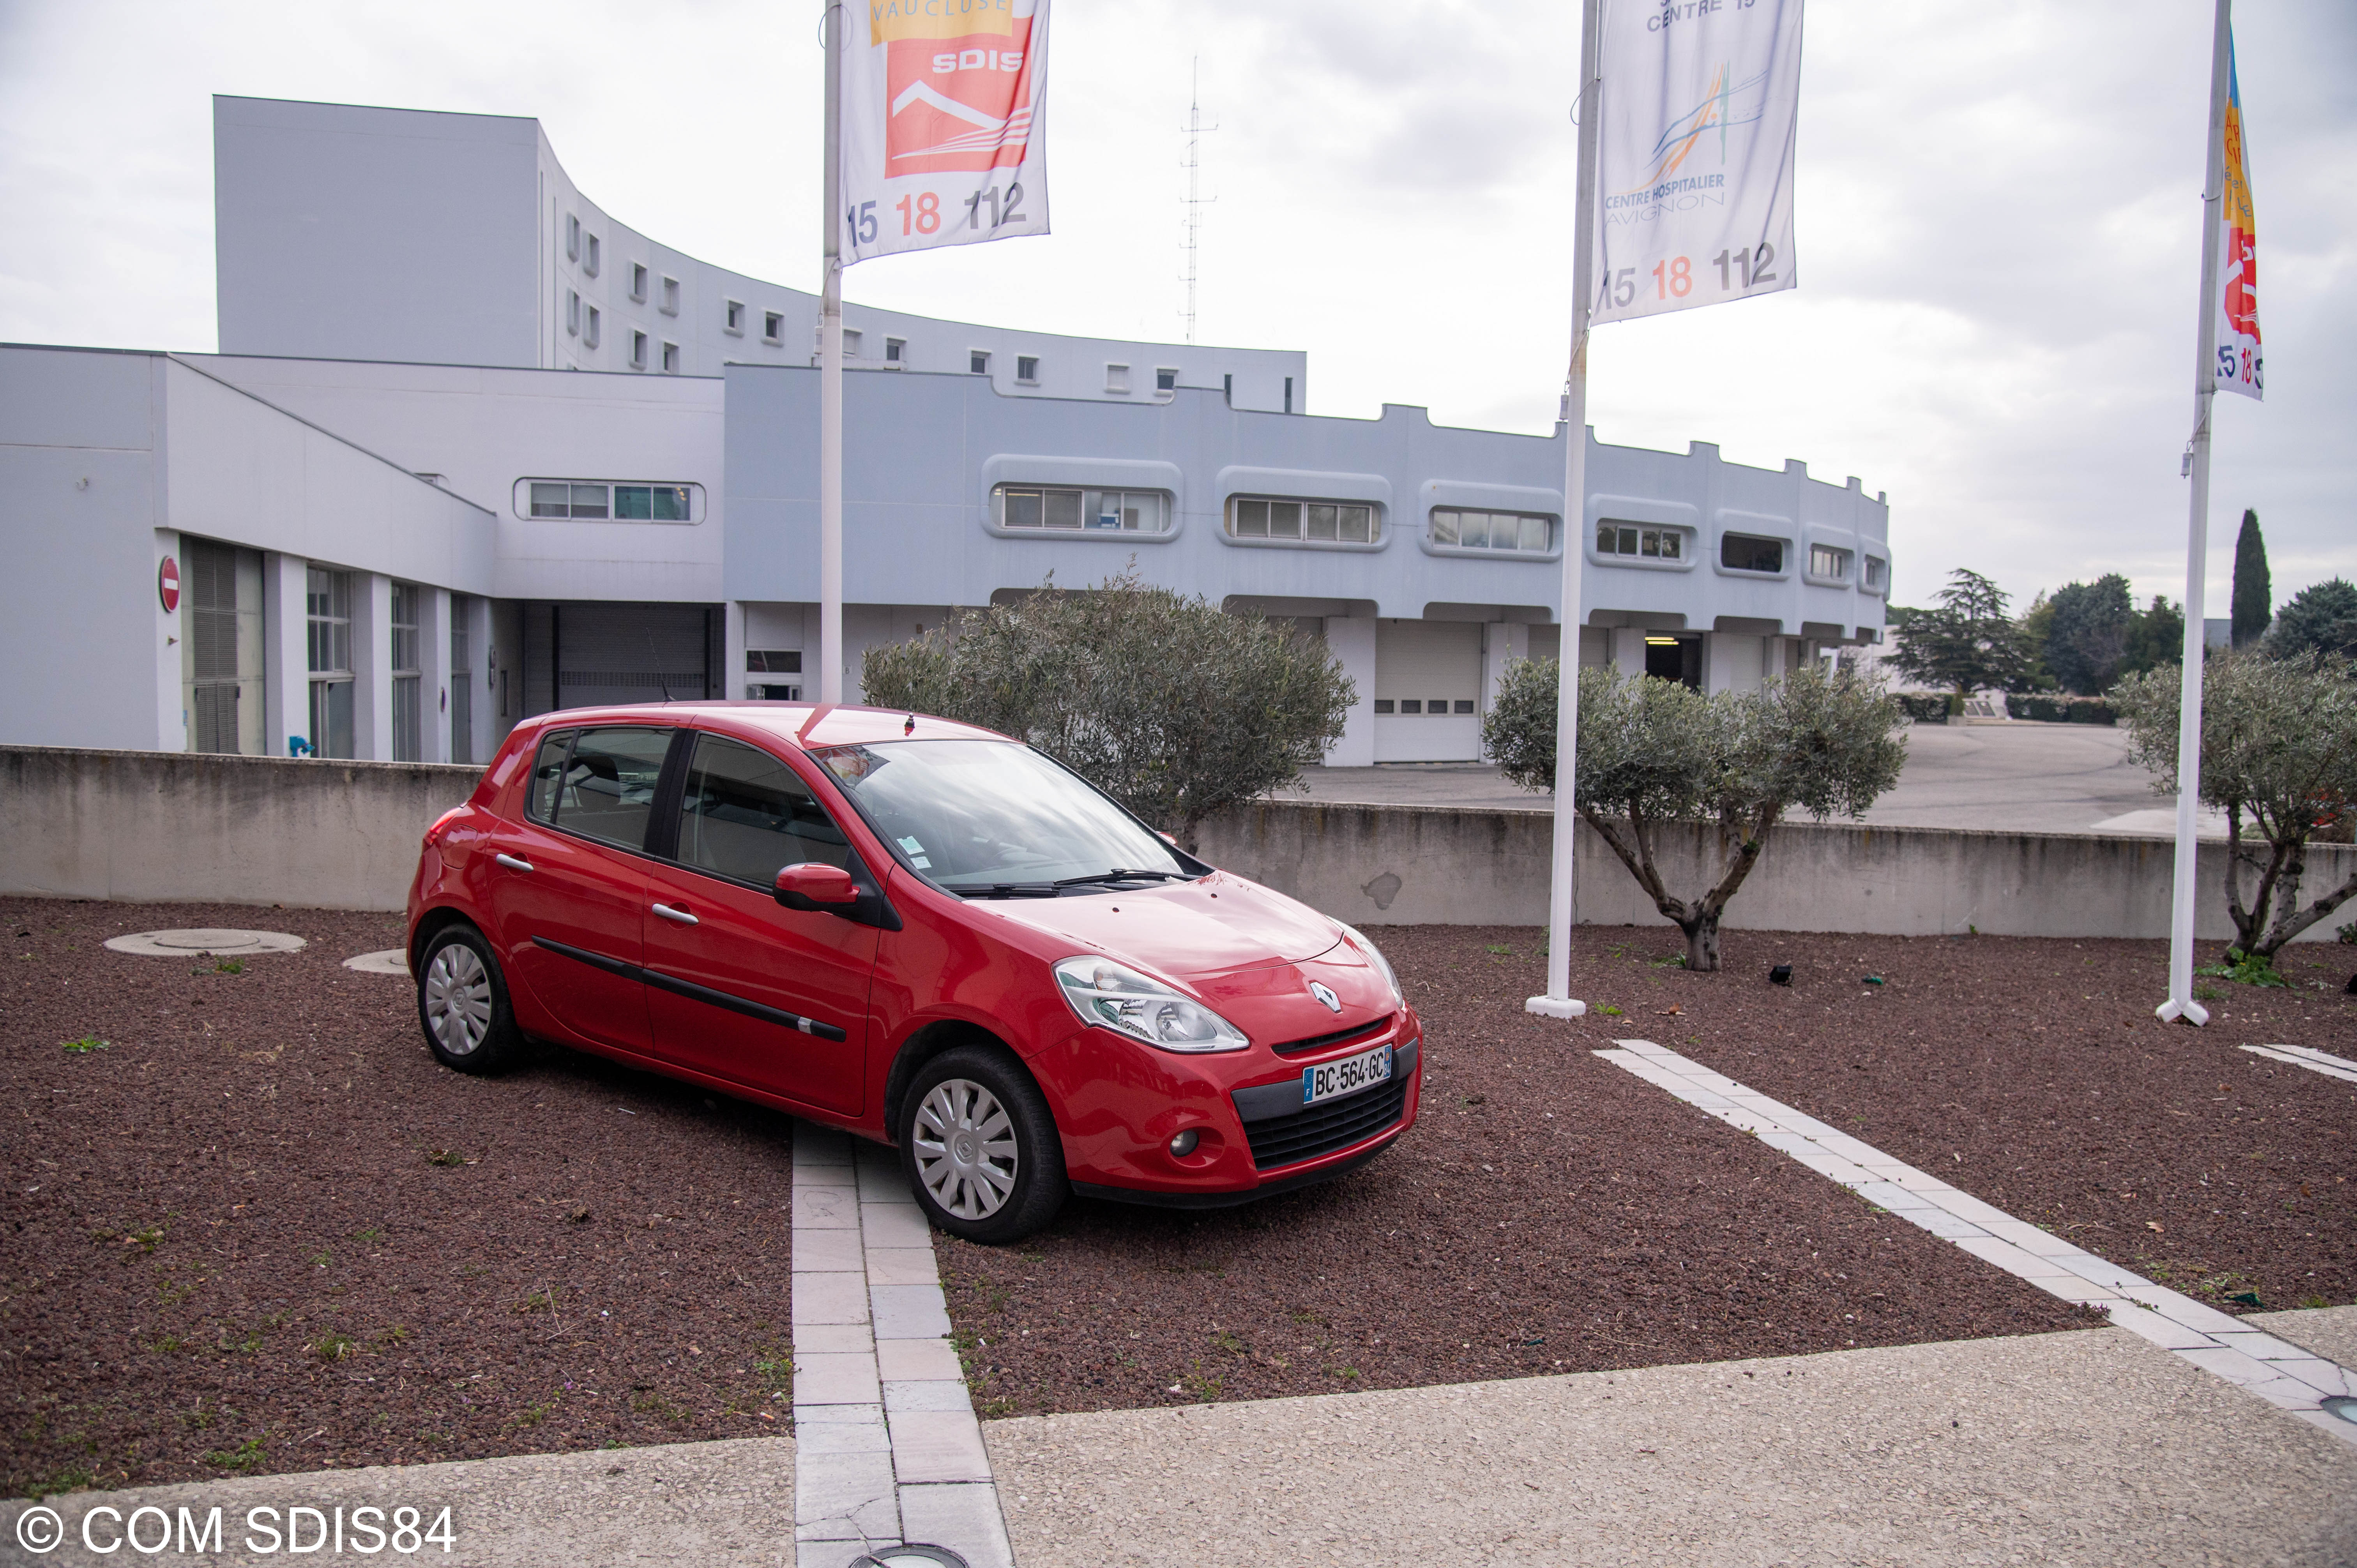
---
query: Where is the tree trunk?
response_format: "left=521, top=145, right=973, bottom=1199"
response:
left=1684, top=913, right=1723, bottom=973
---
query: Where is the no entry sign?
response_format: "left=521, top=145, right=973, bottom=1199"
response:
left=158, top=555, right=180, bottom=613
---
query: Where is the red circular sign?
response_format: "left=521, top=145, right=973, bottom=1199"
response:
left=158, top=556, right=180, bottom=613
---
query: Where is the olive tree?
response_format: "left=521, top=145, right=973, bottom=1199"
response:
left=1482, top=659, right=1908, bottom=971
left=860, top=569, right=1354, bottom=853
left=2113, top=650, right=2357, bottom=961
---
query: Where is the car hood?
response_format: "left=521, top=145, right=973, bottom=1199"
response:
left=979, top=870, right=1341, bottom=981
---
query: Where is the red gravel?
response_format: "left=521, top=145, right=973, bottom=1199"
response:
left=2, top=898, right=795, bottom=1498
left=935, top=926, right=2101, bottom=1421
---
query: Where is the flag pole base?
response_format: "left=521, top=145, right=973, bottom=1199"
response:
left=2156, top=996, right=2211, bottom=1027
left=1525, top=995, right=1589, bottom=1020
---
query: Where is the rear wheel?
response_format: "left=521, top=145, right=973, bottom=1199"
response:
left=415, top=924, right=525, bottom=1074
left=899, top=1046, right=1067, bottom=1244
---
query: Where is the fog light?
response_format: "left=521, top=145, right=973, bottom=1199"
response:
left=1168, top=1128, right=1200, bottom=1158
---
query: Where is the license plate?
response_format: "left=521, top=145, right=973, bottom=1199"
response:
left=1302, top=1043, right=1392, bottom=1107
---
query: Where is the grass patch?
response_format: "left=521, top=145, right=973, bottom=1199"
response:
left=204, top=1436, right=265, bottom=1472
left=60, top=1037, right=110, bottom=1054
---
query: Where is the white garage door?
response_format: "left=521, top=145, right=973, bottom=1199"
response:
left=1373, top=620, right=1483, bottom=762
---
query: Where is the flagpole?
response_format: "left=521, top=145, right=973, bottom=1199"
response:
left=2158, top=0, right=2234, bottom=1027
left=1528, top=0, right=1602, bottom=1022
left=818, top=0, right=846, bottom=705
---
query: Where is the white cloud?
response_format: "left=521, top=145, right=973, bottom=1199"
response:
left=1, top=0, right=2347, bottom=611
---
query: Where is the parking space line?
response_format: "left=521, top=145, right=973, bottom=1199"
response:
left=2240, top=1042, right=2357, bottom=1086
left=791, top=1122, right=1016, bottom=1568
left=1596, top=1038, right=2357, bottom=1446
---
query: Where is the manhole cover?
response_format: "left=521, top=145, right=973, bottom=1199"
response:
left=847, top=1547, right=969, bottom=1568
left=343, top=949, right=410, bottom=975
left=105, top=928, right=307, bottom=957
left=2323, top=1395, right=2357, bottom=1426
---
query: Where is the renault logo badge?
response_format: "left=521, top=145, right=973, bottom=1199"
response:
left=1309, top=981, right=1340, bottom=1014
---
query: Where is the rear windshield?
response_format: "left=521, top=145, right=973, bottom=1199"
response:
left=809, top=739, right=1187, bottom=893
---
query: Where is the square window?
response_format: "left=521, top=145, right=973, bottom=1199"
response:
left=529, top=482, right=572, bottom=518
left=725, top=300, right=745, bottom=335
left=1432, top=510, right=1461, bottom=546
left=1863, top=556, right=1887, bottom=590
left=1597, top=523, right=1616, bottom=554
left=1233, top=499, right=1269, bottom=537
left=660, top=277, right=680, bottom=316
left=763, top=311, right=784, bottom=344
left=661, top=341, right=680, bottom=374
left=1374, top=699, right=1395, bottom=715
left=1654, top=526, right=1676, bottom=558
left=1016, top=355, right=1039, bottom=383
left=1426, top=697, right=1448, bottom=714
left=1618, top=526, right=1639, bottom=555
left=569, top=483, right=609, bottom=519
left=1399, top=700, right=1422, bottom=715
left=970, top=350, right=991, bottom=374
left=1043, top=490, right=1082, bottom=529
left=1459, top=512, right=1491, bottom=549
left=1306, top=503, right=1338, bottom=541
left=1002, top=489, right=1042, bottom=528
left=630, top=264, right=648, bottom=302
left=1454, top=699, right=1475, bottom=715
left=1640, top=529, right=1660, bottom=558
left=1105, top=362, right=1129, bottom=394
left=565, top=214, right=580, bottom=262
left=583, top=233, right=599, bottom=277
left=584, top=306, right=600, bottom=349
left=1721, top=533, right=1786, bottom=574
left=1266, top=501, right=1302, bottom=539
left=631, top=330, right=648, bottom=370
left=885, top=337, right=905, bottom=365
left=843, top=329, right=862, bottom=358
left=1156, top=367, right=1178, bottom=392
left=1341, top=505, right=1374, bottom=543
left=1810, top=544, right=1850, bottom=579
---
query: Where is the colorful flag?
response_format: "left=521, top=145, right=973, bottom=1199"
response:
left=841, top=0, right=1050, bottom=263
left=1591, top=0, right=1804, bottom=326
left=2212, top=35, right=2262, bottom=400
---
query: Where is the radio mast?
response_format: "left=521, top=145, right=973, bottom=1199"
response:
left=1180, top=59, right=1216, bottom=344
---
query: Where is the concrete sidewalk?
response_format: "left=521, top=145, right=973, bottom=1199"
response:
left=14, top=1314, right=2355, bottom=1565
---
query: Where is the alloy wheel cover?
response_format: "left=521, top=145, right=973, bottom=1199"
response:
left=423, top=943, right=493, bottom=1056
left=912, top=1079, right=1020, bottom=1220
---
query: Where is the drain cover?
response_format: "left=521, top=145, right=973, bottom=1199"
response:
left=847, top=1547, right=969, bottom=1568
left=342, top=949, right=410, bottom=975
left=2323, top=1395, right=2357, bottom=1425
left=105, top=928, right=307, bottom=957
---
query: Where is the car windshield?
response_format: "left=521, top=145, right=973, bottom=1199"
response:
left=808, top=739, right=1189, bottom=894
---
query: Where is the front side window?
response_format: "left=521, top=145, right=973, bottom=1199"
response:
left=677, top=735, right=852, bottom=885
left=1595, top=523, right=1686, bottom=560
left=1228, top=496, right=1380, bottom=544
left=813, top=739, right=1185, bottom=895
left=1809, top=544, right=1852, bottom=580
left=1721, top=533, right=1786, bottom=574
left=1434, top=509, right=1551, bottom=552
left=533, top=726, right=673, bottom=850
left=994, top=485, right=1170, bottom=534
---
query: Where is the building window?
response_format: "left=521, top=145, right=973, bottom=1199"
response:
left=993, top=485, right=1171, bottom=534
left=1720, top=533, right=1786, bottom=574
left=1284, top=376, right=1294, bottom=413
left=1433, top=509, right=1551, bottom=553
left=524, top=481, right=696, bottom=522
left=724, top=300, right=746, bottom=336
left=1862, top=555, right=1887, bottom=592
left=305, top=567, right=355, bottom=759
left=184, top=537, right=263, bottom=756
left=660, top=276, right=680, bottom=316
left=630, top=264, right=648, bottom=302
left=1808, top=544, right=1852, bottom=581
left=565, top=214, right=580, bottom=262
left=843, top=329, right=862, bottom=358
left=885, top=337, right=905, bottom=366
left=584, top=306, right=600, bottom=349
left=1223, top=372, right=1233, bottom=401
left=1228, top=496, right=1380, bottom=544
left=631, top=330, right=648, bottom=370
left=390, top=581, right=423, bottom=763
left=566, top=290, right=581, bottom=337
left=1595, top=523, right=1686, bottom=561
left=746, top=649, right=802, bottom=700
left=1015, top=355, right=1039, bottom=384
left=970, top=350, right=991, bottom=374
left=1105, top=363, right=1129, bottom=394
left=1156, top=367, right=1178, bottom=392
left=661, top=341, right=680, bottom=374
left=764, top=311, right=784, bottom=344
left=450, top=593, right=474, bottom=766
left=583, top=233, right=599, bottom=277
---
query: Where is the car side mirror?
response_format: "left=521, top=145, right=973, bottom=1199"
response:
left=774, top=862, right=861, bottom=911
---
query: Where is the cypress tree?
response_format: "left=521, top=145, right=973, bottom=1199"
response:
left=2230, top=508, right=2272, bottom=648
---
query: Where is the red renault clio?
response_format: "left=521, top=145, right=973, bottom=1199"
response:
left=405, top=703, right=1421, bottom=1242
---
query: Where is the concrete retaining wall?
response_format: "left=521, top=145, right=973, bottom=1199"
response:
left=4, top=745, right=2348, bottom=942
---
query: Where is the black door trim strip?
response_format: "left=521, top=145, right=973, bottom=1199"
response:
left=531, top=936, right=850, bottom=1043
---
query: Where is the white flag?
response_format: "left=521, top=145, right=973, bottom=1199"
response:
left=1591, top=0, right=1803, bottom=325
left=841, top=0, right=1050, bottom=263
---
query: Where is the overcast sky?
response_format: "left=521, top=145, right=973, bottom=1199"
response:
left=2, top=0, right=2348, bottom=613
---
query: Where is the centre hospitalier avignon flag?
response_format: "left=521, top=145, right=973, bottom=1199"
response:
left=2212, top=34, right=2262, bottom=400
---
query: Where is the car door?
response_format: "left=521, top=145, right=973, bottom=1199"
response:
left=479, top=724, right=671, bottom=1054
left=640, top=731, right=882, bottom=1114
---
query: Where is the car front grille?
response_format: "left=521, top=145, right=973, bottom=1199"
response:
left=1242, top=1075, right=1410, bottom=1171
left=1271, top=1011, right=1396, bottom=1057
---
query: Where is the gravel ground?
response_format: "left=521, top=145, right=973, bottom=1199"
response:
left=935, top=926, right=2096, bottom=1421
left=1664, top=927, right=2357, bottom=1317
left=2, top=899, right=797, bottom=1498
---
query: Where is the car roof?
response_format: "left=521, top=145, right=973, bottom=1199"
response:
left=523, top=701, right=1012, bottom=752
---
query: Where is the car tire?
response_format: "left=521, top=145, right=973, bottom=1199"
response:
left=415, top=923, right=525, bottom=1075
left=899, top=1045, right=1068, bottom=1245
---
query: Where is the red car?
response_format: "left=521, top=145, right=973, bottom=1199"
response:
left=405, top=703, right=1421, bottom=1242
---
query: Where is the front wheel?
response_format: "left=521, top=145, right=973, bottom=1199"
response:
left=899, top=1047, right=1067, bottom=1244
left=415, top=924, right=525, bottom=1074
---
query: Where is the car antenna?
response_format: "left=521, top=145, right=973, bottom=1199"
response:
left=647, top=632, right=675, bottom=703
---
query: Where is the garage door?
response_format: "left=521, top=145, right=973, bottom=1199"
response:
left=528, top=602, right=720, bottom=714
left=1373, top=620, right=1482, bottom=762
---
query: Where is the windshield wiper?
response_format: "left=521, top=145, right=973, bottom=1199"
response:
left=1052, top=869, right=1186, bottom=889
left=950, top=882, right=1061, bottom=899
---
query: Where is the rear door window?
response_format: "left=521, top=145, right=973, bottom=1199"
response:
left=676, top=734, right=852, bottom=885
left=542, top=726, right=673, bottom=851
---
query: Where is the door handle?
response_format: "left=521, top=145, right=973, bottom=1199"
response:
left=496, top=853, right=535, bottom=873
left=652, top=902, right=699, bottom=926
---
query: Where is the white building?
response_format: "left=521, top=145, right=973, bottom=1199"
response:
left=0, top=97, right=1891, bottom=769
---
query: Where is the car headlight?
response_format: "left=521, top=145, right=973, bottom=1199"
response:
left=1333, top=922, right=1403, bottom=1005
left=1054, top=957, right=1248, bottom=1053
